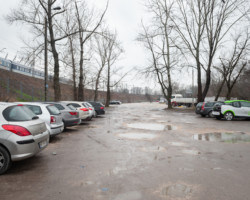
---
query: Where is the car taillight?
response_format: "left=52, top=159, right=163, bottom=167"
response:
left=81, top=108, right=89, bottom=112
left=89, top=107, right=93, bottom=110
left=100, top=107, right=104, bottom=110
left=201, top=102, right=205, bottom=111
left=2, top=125, right=31, bottom=137
left=50, top=116, right=56, bottom=123
left=69, top=112, right=77, bottom=115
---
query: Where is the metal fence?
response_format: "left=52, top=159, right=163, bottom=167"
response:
left=0, top=77, right=54, bottom=102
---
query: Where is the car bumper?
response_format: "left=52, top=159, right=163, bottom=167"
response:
left=212, top=111, right=221, bottom=116
left=10, top=130, right=50, bottom=161
left=96, top=110, right=105, bottom=115
left=64, top=118, right=81, bottom=127
left=50, top=125, right=64, bottom=136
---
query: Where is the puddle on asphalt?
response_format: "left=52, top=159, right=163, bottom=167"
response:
left=162, top=184, right=192, bottom=198
left=193, top=132, right=250, bottom=143
left=127, top=123, right=177, bottom=131
left=168, top=142, right=186, bottom=147
left=127, top=123, right=165, bottom=131
left=182, top=150, right=201, bottom=155
left=118, top=133, right=157, bottom=140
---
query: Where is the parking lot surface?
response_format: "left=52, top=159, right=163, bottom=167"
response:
left=1, top=102, right=250, bottom=200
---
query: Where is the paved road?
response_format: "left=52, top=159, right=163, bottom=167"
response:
left=1, top=103, right=250, bottom=200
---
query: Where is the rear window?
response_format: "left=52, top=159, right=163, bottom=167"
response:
left=3, top=105, right=37, bottom=122
left=25, top=105, right=42, bottom=115
left=54, top=104, right=65, bottom=110
left=46, top=105, right=61, bottom=115
left=196, top=102, right=203, bottom=107
left=205, top=102, right=214, bottom=107
left=67, top=104, right=76, bottom=110
left=68, top=103, right=81, bottom=108
left=82, top=103, right=88, bottom=107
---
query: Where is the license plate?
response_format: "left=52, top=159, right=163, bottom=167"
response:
left=39, top=140, right=47, bottom=149
left=213, top=111, right=220, bottom=115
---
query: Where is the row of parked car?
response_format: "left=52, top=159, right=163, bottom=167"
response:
left=0, top=101, right=105, bottom=175
left=195, top=100, right=250, bottom=121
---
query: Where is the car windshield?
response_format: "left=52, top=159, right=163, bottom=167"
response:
left=46, top=105, right=61, bottom=115
left=3, top=105, right=37, bottom=121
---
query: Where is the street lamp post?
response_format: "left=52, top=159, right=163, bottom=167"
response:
left=44, top=16, right=48, bottom=101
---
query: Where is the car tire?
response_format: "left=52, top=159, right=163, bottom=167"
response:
left=208, top=111, right=213, bottom=118
left=224, top=112, right=234, bottom=121
left=0, top=146, right=12, bottom=175
left=201, top=114, right=206, bottom=117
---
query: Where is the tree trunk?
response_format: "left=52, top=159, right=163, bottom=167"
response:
left=48, top=5, right=61, bottom=101
left=69, top=37, right=77, bottom=100
left=105, top=63, right=111, bottom=107
left=78, top=41, right=84, bottom=101
left=215, top=79, right=226, bottom=101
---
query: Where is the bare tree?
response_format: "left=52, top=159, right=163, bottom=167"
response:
left=93, top=34, right=108, bottom=101
left=172, top=0, right=250, bottom=102
left=74, top=0, right=108, bottom=101
left=215, top=31, right=250, bottom=100
left=6, top=0, right=80, bottom=101
left=104, top=32, right=124, bottom=107
left=138, top=0, right=179, bottom=109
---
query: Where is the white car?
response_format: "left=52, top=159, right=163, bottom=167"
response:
left=61, top=101, right=89, bottom=122
left=17, top=102, right=64, bottom=136
left=212, top=100, right=250, bottom=121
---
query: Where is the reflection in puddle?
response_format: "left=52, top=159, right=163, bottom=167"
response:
left=127, top=123, right=165, bottom=131
left=168, top=142, right=186, bottom=147
left=193, top=132, right=250, bottom=143
left=118, top=133, right=157, bottom=140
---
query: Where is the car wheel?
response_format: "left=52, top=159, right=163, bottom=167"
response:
left=201, top=114, right=206, bottom=117
left=0, top=146, right=12, bottom=175
left=224, top=112, right=234, bottom=121
left=208, top=111, right=213, bottom=118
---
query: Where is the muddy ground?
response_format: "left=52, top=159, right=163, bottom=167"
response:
left=1, top=102, right=250, bottom=200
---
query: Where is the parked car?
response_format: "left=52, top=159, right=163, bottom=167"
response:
left=110, top=100, right=122, bottom=105
left=43, top=102, right=81, bottom=128
left=195, top=102, right=203, bottom=115
left=81, top=102, right=96, bottom=119
left=88, top=102, right=105, bottom=115
left=0, top=103, right=49, bottom=174
left=61, top=101, right=89, bottom=122
left=198, top=101, right=223, bottom=117
left=212, top=100, right=250, bottom=121
left=18, top=102, right=64, bottom=136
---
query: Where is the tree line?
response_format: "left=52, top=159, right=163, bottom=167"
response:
left=6, top=0, right=126, bottom=107
left=138, top=0, right=250, bottom=108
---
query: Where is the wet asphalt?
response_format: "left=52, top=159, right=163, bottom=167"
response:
left=1, top=102, right=250, bottom=200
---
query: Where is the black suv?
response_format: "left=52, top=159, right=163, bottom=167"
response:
left=196, top=101, right=222, bottom=117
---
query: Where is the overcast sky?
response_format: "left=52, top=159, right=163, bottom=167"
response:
left=0, top=0, right=190, bottom=91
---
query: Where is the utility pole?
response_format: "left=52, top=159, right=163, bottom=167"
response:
left=44, top=16, right=48, bottom=101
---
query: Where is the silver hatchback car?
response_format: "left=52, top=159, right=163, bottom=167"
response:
left=19, top=102, right=64, bottom=137
left=0, top=103, right=49, bottom=175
